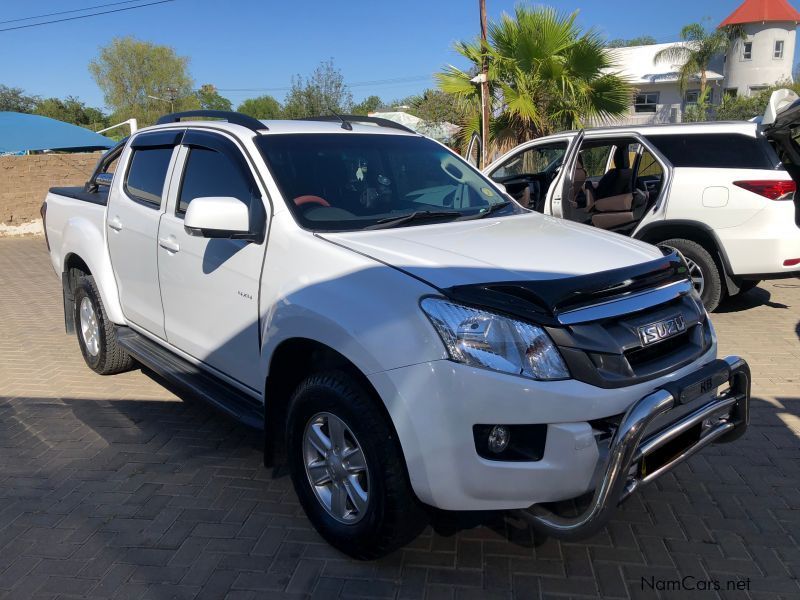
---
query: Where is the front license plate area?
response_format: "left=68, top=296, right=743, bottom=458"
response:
left=639, top=423, right=702, bottom=478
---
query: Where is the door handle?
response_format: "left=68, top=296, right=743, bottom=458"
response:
left=158, top=236, right=180, bottom=253
left=108, top=216, right=123, bottom=231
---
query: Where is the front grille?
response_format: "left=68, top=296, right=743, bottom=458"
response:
left=551, top=293, right=710, bottom=389
left=624, top=329, right=693, bottom=369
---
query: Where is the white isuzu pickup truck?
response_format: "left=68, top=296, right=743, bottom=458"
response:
left=42, top=110, right=751, bottom=559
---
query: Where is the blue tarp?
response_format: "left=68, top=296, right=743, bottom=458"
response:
left=0, top=111, right=114, bottom=154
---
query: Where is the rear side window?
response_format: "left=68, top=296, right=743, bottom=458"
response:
left=646, top=133, right=779, bottom=169
left=124, top=147, right=174, bottom=206
left=177, top=147, right=253, bottom=214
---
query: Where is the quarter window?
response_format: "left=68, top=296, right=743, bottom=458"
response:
left=634, top=92, right=659, bottom=113
left=774, top=40, right=785, bottom=59
left=178, top=147, right=253, bottom=214
left=124, top=147, right=174, bottom=206
left=743, top=41, right=752, bottom=60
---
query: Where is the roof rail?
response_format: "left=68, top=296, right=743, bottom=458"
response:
left=300, top=115, right=416, bottom=134
left=157, top=110, right=267, bottom=132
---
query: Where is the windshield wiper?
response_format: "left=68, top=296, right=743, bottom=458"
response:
left=365, top=210, right=461, bottom=230
left=460, top=201, right=513, bottom=220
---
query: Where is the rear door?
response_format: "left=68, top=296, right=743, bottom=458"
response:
left=106, top=130, right=184, bottom=338
left=156, top=129, right=268, bottom=391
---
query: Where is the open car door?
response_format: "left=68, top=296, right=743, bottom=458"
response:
left=546, top=129, right=584, bottom=218
left=464, top=132, right=482, bottom=168
left=762, top=88, right=800, bottom=226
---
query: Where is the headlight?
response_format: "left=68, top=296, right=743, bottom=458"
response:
left=421, top=298, right=569, bottom=380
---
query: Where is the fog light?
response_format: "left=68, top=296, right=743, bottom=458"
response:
left=487, top=425, right=511, bottom=453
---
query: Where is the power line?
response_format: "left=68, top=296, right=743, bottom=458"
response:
left=0, top=0, right=176, bottom=32
left=0, top=0, right=148, bottom=25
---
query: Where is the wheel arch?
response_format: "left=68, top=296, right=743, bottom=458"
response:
left=262, top=337, right=408, bottom=476
left=634, top=220, right=739, bottom=295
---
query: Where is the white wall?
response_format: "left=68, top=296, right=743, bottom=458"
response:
left=724, top=22, right=796, bottom=95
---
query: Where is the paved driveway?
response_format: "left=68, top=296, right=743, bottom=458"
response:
left=0, top=236, right=798, bottom=600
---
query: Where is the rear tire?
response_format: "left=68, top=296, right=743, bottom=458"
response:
left=658, top=239, right=723, bottom=311
left=74, top=275, right=134, bottom=375
left=286, top=370, right=427, bottom=559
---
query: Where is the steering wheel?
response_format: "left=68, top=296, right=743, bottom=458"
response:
left=294, top=195, right=330, bottom=208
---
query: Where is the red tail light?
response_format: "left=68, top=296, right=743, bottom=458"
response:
left=784, top=258, right=800, bottom=267
left=733, top=180, right=796, bottom=200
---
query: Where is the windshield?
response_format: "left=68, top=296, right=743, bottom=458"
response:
left=257, top=134, right=520, bottom=231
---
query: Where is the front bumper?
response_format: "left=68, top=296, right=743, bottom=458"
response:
left=517, top=355, right=750, bottom=540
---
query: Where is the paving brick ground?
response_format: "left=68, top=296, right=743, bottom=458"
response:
left=0, top=236, right=798, bottom=600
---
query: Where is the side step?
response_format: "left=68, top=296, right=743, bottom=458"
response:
left=116, top=328, right=264, bottom=429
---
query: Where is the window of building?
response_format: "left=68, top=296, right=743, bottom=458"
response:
left=742, top=41, right=752, bottom=60
left=724, top=88, right=738, bottom=99
left=774, top=40, right=785, bottom=59
left=634, top=92, right=659, bottom=113
left=749, top=85, right=768, bottom=96
left=685, top=90, right=700, bottom=104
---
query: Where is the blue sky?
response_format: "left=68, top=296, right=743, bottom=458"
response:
left=0, top=0, right=792, bottom=110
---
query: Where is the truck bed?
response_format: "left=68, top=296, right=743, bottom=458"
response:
left=48, top=186, right=108, bottom=206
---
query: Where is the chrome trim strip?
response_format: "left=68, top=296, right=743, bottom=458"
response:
left=556, top=279, right=693, bottom=325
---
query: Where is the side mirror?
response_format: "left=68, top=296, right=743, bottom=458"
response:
left=184, top=196, right=252, bottom=239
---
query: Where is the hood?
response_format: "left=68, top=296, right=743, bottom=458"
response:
left=320, top=212, right=663, bottom=289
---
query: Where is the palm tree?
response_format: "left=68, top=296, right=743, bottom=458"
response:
left=653, top=23, right=734, bottom=99
left=436, top=6, right=631, bottom=154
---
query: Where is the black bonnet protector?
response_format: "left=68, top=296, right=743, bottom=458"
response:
left=442, top=250, right=688, bottom=327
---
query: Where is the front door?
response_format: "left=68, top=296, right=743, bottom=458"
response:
left=156, top=130, right=268, bottom=390
left=106, top=130, right=184, bottom=338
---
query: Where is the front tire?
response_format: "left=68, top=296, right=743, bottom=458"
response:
left=74, top=275, right=134, bottom=375
left=286, top=371, right=427, bottom=559
left=658, top=239, right=723, bottom=311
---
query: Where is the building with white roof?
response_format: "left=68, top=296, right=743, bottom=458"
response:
left=601, top=0, right=800, bottom=125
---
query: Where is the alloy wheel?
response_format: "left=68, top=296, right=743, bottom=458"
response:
left=302, top=412, right=370, bottom=524
left=79, top=297, right=100, bottom=356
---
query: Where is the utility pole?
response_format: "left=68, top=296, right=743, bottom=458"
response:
left=479, top=0, right=490, bottom=169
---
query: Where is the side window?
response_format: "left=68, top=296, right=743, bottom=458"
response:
left=124, top=147, right=174, bottom=207
left=490, top=143, right=567, bottom=179
left=177, top=147, right=253, bottom=215
left=580, top=146, right=613, bottom=177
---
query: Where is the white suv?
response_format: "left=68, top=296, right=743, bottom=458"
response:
left=484, top=90, right=800, bottom=310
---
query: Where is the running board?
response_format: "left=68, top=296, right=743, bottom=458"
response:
left=116, top=328, right=264, bottom=429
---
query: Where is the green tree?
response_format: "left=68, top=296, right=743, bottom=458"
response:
left=653, top=23, right=735, bottom=99
left=405, top=89, right=464, bottom=126
left=352, top=95, right=384, bottom=115
left=237, top=95, right=283, bottom=119
left=0, top=84, right=38, bottom=113
left=196, top=84, right=232, bottom=111
left=437, top=6, right=631, bottom=154
left=282, top=59, right=353, bottom=119
left=712, top=79, right=800, bottom=121
left=34, top=96, right=108, bottom=129
left=88, top=36, right=198, bottom=126
left=607, top=35, right=657, bottom=48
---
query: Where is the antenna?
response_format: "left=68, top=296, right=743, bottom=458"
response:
left=327, top=105, right=353, bottom=131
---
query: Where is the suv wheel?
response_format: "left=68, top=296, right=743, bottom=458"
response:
left=286, top=371, right=427, bottom=559
left=74, top=275, right=135, bottom=375
left=658, top=239, right=723, bottom=311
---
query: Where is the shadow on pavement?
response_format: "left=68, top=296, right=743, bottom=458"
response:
left=715, top=287, right=789, bottom=313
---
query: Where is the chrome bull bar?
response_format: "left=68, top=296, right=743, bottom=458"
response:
left=517, top=355, right=750, bottom=541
